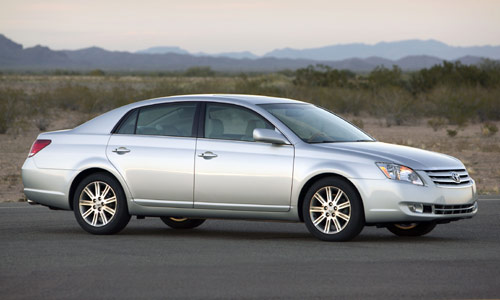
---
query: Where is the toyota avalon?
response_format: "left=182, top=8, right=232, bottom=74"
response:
left=22, top=94, right=478, bottom=241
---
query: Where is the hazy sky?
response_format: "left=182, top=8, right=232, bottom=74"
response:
left=1, top=0, right=499, bottom=54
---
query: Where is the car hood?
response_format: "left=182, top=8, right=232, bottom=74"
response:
left=315, top=141, right=464, bottom=171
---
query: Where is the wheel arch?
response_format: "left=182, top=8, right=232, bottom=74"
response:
left=68, top=167, right=128, bottom=211
left=297, top=173, right=365, bottom=222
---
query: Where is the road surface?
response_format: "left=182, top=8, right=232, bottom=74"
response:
left=1, top=198, right=499, bottom=299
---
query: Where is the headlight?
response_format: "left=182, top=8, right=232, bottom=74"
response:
left=376, top=162, right=424, bottom=186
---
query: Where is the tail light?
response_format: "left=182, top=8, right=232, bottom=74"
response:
left=29, top=139, right=51, bottom=157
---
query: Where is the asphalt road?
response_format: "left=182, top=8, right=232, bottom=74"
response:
left=1, top=199, right=499, bottom=299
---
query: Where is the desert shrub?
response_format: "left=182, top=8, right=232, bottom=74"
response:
left=408, top=61, right=499, bottom=93
left=319, top=88, right=370, bottom=115
left=104, top=85, right=140, bottom=109
left=184, top=66, right=215, bottom=77
left=475, top=87, right=500, bottom=121
left=0, top=88, right=25, bottom=133
left=52, top=69, right=82, bottom=76
left=479, top=59, right=500, bottom=86
left=234, top=75, right=284, bottom=96
left=48, top=83, right=103, bottom=113
left=34, top=117, right=50, bottom=131
left=369, top=87, right=415, bottom=126
left=425, top=86, right=480, bottom=126
left=481, top=122, right=498, bottom=137
left=293, top=65, right=355, bottom=87
left=350, top=118, right=364, bottom=129
left=89, top=69, right=105, bottom=76
left=427, top=117, right=447, bottom=131
left=447, top=129, right=458, bottom=137
left=368, top=65, right=403, bottom=88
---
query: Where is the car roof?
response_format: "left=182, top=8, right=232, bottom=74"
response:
left=133, top=94, right=305, bottom=106
left=71, top=94, right=306, bottom=135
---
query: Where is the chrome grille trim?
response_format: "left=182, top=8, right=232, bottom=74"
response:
left=434, top=202, right=477, bottom=215
left=425, top=169, right=472, bottom=186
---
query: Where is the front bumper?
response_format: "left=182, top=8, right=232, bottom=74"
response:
left=353, top=175, right=478, bottom=224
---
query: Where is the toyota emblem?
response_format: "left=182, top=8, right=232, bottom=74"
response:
left=451, top=172, right=461, bottom=183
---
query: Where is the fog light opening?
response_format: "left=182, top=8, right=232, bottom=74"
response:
left=408, top=203, right=424, bottom=213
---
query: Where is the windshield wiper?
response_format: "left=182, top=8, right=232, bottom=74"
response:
left=310, top=139, right=374, bottom=144
left=309, top=140, right=339, bottom=144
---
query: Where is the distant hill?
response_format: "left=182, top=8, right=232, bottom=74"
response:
left=137, top=46, right=258, bottom=60
left=136, top=46, right=190, bottom=55
left=0, top=34, right=497, bottom=72
left=194, top=51, right=258, bottom=60
left=264, top=39, right=500, bottom=61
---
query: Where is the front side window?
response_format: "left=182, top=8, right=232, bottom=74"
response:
left=204, top=103, right=273, bottom=141
left=116, top=102, right=197, bottom=137
left=260, top=103, right=373, bottom=143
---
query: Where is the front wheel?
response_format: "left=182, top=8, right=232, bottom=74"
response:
left=303, top=177, right=364, bottom=241
left=160, top=217, right=206, bottom=229
left=386, top=222, right=437, bottom=237
left=73, top=173, right=131, bottom=235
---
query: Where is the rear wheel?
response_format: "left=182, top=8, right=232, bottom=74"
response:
left=160, top=217, right=206, bottom=229
left=73, top=173, right=131, bottom=235
left=303, top=177, right=364, bottom=241
left=386, top=222, right=437, bottom=237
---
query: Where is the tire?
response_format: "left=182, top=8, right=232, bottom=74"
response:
left=73, top=173, right=131, bottom=235
left=386, top=222, right=437, bottom=237
left=302, top=177, right=364, bottom=241
left=160, top=217, right=206, bottom=229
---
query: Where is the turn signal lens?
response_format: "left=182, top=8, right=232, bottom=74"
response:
left=29, top=139, right=51, bottom=157
left=376, top=162, right=424, bottom=186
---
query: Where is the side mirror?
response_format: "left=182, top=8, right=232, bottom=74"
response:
left=253, top=128, right=289, bottom=145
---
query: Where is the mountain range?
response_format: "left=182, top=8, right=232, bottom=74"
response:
left=138, top=39, right=500, bottom=61
left=264, top=39, right=500, bottom=61
left=0, top=34, right=498, bottom=72
left=137, top=47, right=259, bottom=59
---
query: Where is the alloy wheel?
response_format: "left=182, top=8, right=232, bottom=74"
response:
left=78, top=181, right=117, bottom=227
left=309, top=186, right=351, bottom=234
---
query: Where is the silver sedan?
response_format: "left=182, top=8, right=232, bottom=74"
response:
left=22, top=94, right=477, bottom=241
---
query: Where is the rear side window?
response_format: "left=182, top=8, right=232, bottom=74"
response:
left=116, top=110, right=138, bottom=134
left=116, top=102, right=197, bottom=137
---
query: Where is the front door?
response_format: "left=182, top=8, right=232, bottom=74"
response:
left=194, top=103, right=294, bottom=212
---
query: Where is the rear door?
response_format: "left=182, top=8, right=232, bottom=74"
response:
left=107, top=101, right=199, bottom=208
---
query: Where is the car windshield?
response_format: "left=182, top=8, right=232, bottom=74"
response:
left=259, top=103, right=374, bottom=143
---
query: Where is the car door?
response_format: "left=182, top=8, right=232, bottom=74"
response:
left=107, top=101, right=199, bottom=208
left=194, top=102, right=294, bottom=212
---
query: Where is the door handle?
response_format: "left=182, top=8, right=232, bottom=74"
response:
left=112, top=147, right=131, bottom=155
left=198, top=151, right=218, bottom=159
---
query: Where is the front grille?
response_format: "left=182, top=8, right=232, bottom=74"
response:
left=425, top=169, right=472, bottom=186
left=434, top=202, right=477, bottom=215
